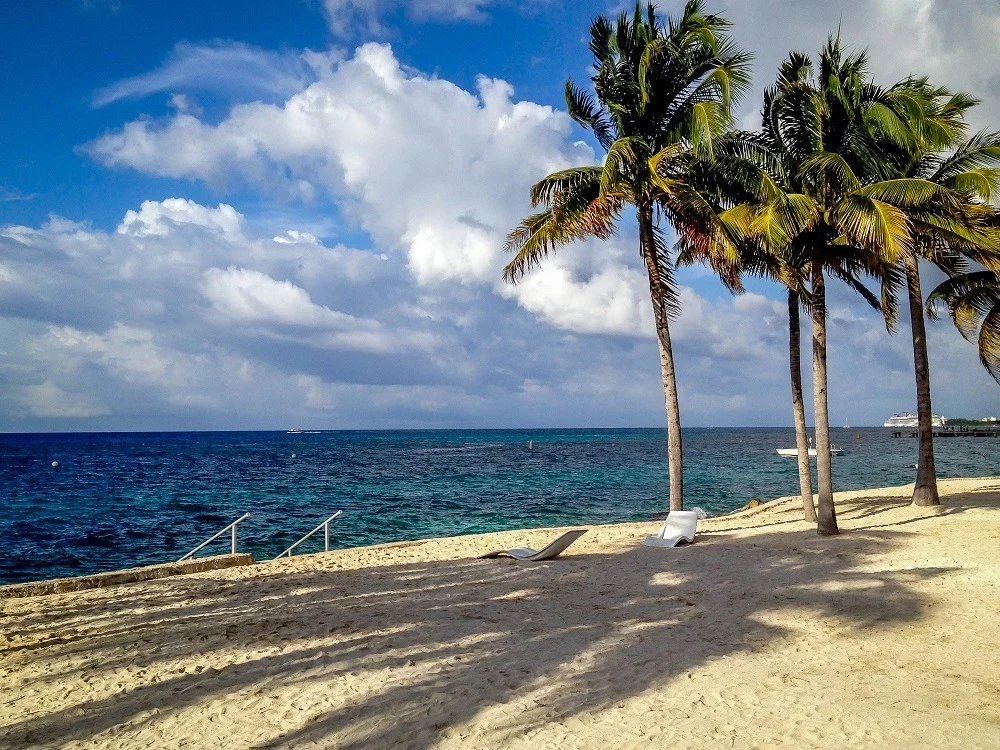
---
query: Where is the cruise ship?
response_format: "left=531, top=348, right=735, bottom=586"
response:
left=883, top=412, right=947, bottom=428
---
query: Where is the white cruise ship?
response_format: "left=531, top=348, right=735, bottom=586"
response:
left=883, top=412, right=947, bottom=428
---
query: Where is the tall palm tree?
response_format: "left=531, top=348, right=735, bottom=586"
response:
left=673, top=40, right=957, bottom=534
left=672, top=182, right=818, bottom=521
left=881, top=86, right=1000, bottom=505
left=503, top=2, right=751, bottom=511
left=675, top=191, right=884, bottom=525
left=927, top=270, right=1000, bottom=382
left=786, top=286, right=817, bottom=521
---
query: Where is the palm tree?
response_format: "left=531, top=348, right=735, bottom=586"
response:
left=675, top=191, right=885, bottom=525
left=881, top=87, right=1000, bottom=505
left=503, top=2, right=751, bottom=511
left=673, top=40, right=959, bottom=534
left=786, top=286, right=817, bottom=522
left=674, top=197, right=818, bottom=521
left=927, top=270, right=1000, bottom=383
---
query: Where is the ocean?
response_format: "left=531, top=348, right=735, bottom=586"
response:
left=1, top=428, right=995, bottom=585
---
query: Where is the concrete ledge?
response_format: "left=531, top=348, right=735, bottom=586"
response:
left=0, top=554, right=255, bottom=599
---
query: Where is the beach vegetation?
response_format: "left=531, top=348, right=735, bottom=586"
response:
left=504, top=10, right=1000, bottom=527
left=664, top=40, right=984, bottom=533
left=876, top=88, right=1000, bottom=505
left=503, top=1, right=752, bottom=511
left=927, top=270, right=1000, bottom=384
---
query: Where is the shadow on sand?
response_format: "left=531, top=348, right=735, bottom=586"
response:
left=2, top=484, right=996, bottom=748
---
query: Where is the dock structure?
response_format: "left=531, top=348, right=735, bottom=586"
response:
left=891, top=428, right=1000, bottom=438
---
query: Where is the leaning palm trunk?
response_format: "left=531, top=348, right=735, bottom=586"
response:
left=788, top=290, right=817, bottom=521
left=904, top=251, right=940, bottom=506
left=639, top=207, right=684, bottom=511
left=811, top=259, right=839, bottom=535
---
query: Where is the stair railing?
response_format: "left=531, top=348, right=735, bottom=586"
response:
left=273, top=510, right=343, bottom=560
left=178, top=513, right=251, bottom=562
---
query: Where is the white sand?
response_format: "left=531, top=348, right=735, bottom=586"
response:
left=3, top=477, right=1000, bottom=749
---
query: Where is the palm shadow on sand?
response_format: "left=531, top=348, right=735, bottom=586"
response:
left=3, top=486, right=993, bottom=749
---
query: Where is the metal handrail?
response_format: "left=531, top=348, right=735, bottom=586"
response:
left=273, top=510, right=343, bottom=559
left=178, top=513, right=251, bottom=562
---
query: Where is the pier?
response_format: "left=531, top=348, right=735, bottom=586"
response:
left=891, top=428, right=1000, bottom=438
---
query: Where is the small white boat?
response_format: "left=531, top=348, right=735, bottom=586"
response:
left=287, top=428, right=303, bottom=434
left=776, top=438, right=842, bottom=458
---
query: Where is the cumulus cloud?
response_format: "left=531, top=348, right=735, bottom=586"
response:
left=202, top=267, right=356, bottom=327
left=0, top=198, right=995, bottom=430
left=7, top=20, right=998, bottom=429
left=13, top=381, right=109, bottom=419
left=85, top=43, right=609, bottom=324
left=726, top=0, right=1000, bottom=132
left=501, top=245, right=652, bottom=336
left=0, top=199, right=660, bottom=429
left=118, top=198, right=245, bottom=240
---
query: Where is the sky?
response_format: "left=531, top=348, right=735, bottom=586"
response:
left=1, top=0, right=999, bottom=432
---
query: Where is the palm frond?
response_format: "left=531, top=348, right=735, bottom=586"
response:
left=529, top=166, right=603, bottom=207
left=799, top=151, right=861, bottom=192
left=565, top=81, right=616, bottom=150
left=857, top=178, right=949, bottom=208
left=835, top=194, right=912, bottom=261
left=601, top=136, right=649, bottom=195
left=980, top=305, right=1000, bottom=383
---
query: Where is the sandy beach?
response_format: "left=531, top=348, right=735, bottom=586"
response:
left=3, top=477, right=1000, bottom=749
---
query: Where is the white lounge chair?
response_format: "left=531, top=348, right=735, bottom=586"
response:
left=643, top=510, right=698, bottom=548
left=479, top=529, right=587, bottom=561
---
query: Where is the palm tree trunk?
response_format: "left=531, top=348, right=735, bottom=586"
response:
left=904, top=251, right=940, bottom=507
left=638, top=205, right=684, bottom=511
left=811, top=258, right=839, bottom=535
left=788, top=289, right=817, bottom=522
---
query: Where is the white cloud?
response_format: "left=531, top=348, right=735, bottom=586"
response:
left=85, top=44, right=648, bottom=333
left=0, top=187, right=38, bottom=203
left=15, top=381, right=108, bottom=419
left=44, top=324, right=178, bottom=382
left=86, top=45, right=590, bottom=275
left=93, top=41, right=313, bottom=107
left=1, top=198, right=995, bottom=429
left=502, top=245, right=651, bottom=336
left=321, top=0, right=499, bottom=36
left=118, top=198, right=245, bottom=240
left=201, top=267, right=344, bottom=327
left=199, top=266, right=413, bottom=354
left=7, top=21, right=999, bottom=429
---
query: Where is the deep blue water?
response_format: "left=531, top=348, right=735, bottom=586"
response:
left=0, top=428, right=996, bottom=585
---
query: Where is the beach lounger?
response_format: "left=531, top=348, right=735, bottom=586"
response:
left=643, top=510, right=698, bottom=548
left=478, top=529, right=587, bottom=561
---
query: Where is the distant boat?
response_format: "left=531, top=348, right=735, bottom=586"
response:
left=776, top=438, right=842, bottom=458
left=843, top=422, right=850, bottom=429
left=883, top=412, right=946, bottom=428
left=287, top=428, right=303, bottom=434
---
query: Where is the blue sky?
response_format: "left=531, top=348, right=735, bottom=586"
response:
left=1, top=1, right=593, bottom=231
left=1, top=0, right=998, bottom=431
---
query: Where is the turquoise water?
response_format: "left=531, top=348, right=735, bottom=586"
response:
left=0, top=428, right=995, bottom=585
